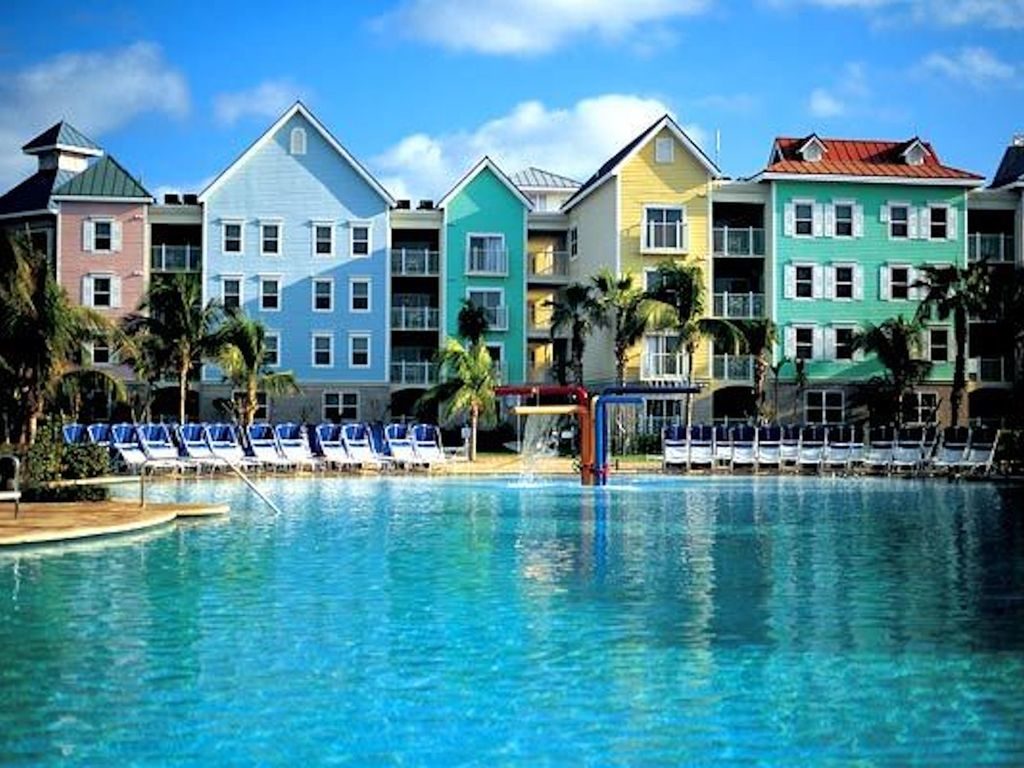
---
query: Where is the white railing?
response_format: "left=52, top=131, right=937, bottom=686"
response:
left=390, top=361, right=438, bottom=386
left=967, top=233, right=1014, bottom=263
left=391, top=306, right=440, bottom=331
left=641, top=352, right=688, bottom=380
left=481, top=306, right=508, bottom=330
left=527, top=303, right=552, bottom=335
left=713, top=226, right=766, bottom=257
left=971, top=357, right=1013, bottom=383
left=467, top=248, right=508, bottom=275
left=712, top=354, right=754, bottom=381
left=528, top=250, right=570, bottom=280
left=712, top=292, right=766, bottom=319
left=390, top=248, right=440, bottom=275
left=151, top=244, right=201, bottom=272
left=643, top=221, right=687, bottom=252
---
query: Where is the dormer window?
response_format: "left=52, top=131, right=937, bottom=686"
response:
left=290, top=127, right=307, bottom=156
left=798, top=136, right=827, bottom=163
left=903, top=142, right=927, bottom=166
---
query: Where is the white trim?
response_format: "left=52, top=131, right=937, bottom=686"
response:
left=322, top=390, right=359, bottom=422
left=0, top=208, right=52, bottom=220
left=311, top=332, right=335, bottom=369
left=926, top=203, right=952, bottom=241
left=791, top=198, right=816, bottom=238
left=348, top=332, right=371, bottom=369
left=221, top=218, right=244, bottom=255
left=465, top=286, right=508, bottom=331
left=311, top=220, right=335, bottom=258
left=829, top=262, right=859, bottom=301
left=640, top=203, right=688, bottom=253
left=259, top=219, right=283, bottom=256
left=465, top=231, right=508, bottom=275
left=832, top=199, right=856, bottom=238
left=311, top=277, right=334, bottom=313
left=791, top=323, right=818, bottom=361
left=289, top=127, right=307, bottom=156
left=264, top=330, right=281, bottom=368
left=349, top=220, right=372, bottom=259
left=50, top=195, right=153, bottom=203
left=349, top=276, right=371, bottom=313
left=654, top=136, right=674, bottom=164
left=259, top=274, right=282, bottom=313
left=220, top=274, right=244, bottom=309
left=438, top=156, right=533, bottom=210
left=887, top=201, right=912, bottom=240
left=758, top=172, right=983, bottom=188
left=830, top=323, right=858, bottom=361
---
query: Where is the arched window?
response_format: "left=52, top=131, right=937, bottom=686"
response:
left=290, top=127, right=307, bottom=156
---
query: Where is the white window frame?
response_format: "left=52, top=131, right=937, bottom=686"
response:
left=888, top=264, right=912, bottom=301
left=259, top=275, right=282, bottom=313
left=793, top=262, right=817, bottom=300
left=927, top=204, right=950, bottom=241
left=569, top=226, right=578, bottom=261
left=794, top=325, right=816, bottom=361
left=902, top=391, right=939, bottom=425
left=311, top=332, right=334, bottom=369
left=466, top=287, right=507, bottom=331
left=323, top=391, right=359, bottom=422
left=222, top=219, right=244, bottom=255
left=260, top=220, right=282, bottom=256
left=831, top=262, right=856, bottom=301
left=466, top=232, right=507, bottom=275
left=91, top=218, right=115, bottom=252
left=654, top=137, right=674, bottom=164
left=311, top=278, right=334, bottom=313
left=642, top=204, right=687, bottom=252
left=264, top=331, right=280, bottom=368
left=290, top=127, right=307, bottom=156
left=349, top=333, right=371, bottom=369
left=832, top=324, right=857, bottom=361
left=349, top=277, right=371, bottom=313
left=91, top=274, right=114, bottom=308
left=888, top=202, right=911, bottom=240
left=350, top=221, right=372, bottom=259
left=793, top=200, right=815, bottom=238
left=832, top=201, right=855, bottom=239
left=804, top=390, right=845, bottom=425
left=927, top=326, right=951, bottom=363
left=312, top=221, right=335, bottom=258
left=221, top=275, right=243, bottom=310
left=87, top=340, right=114, bottom=367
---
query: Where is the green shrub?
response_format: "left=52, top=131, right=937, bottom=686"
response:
left=22, top=419, right=110, bottom=502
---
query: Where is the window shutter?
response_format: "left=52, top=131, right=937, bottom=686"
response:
left=812, top=265, right=824, bottom=298
left=908, top=266, right=920, bottom=300
left=880, top=204, right=890, bottom=224
left=111, top=221, right=123, bottom=252
left=920, top=207, right=931, bottom=239
left=82, top=275, right=93, bottom=306
left=823, top=265, right=835, bottom=299
left=879, top=266, right=890, bottom=300
left=82, top=220, right=94, bottom=252
left=784, top=264, right=796, bottom=299
left=947, top=208, right=958, bottom=240
left=908, top=208, right=920, bottom=239
left=824, top=327, right=836, bottom=360
left=853, top=205, right=864, bottom=238
left=682, top=221, right=690, bottom=253
left=824, top=204, right=835, bottom=238
left=784, top=326, right=796, bottom=359
left=853, top=265, right=864, bottom=300
left=111, top=277, right=122, bottom=308
left=812, top=327, right=824, bottom=360
left=783, top=203, right=795, bottom=237
left=812, top=204, right=824, bottom=237
left=919, top=330, right=930, bottom=361
left=853, top=341, right=865, bottom=362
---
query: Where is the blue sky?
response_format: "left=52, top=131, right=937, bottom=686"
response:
left=1, top=0, right=1021, bottom=199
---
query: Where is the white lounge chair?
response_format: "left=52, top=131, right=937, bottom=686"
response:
left=797, top=426, right=826, bottom=471
left=386, top=423, right=426, bottom=467
left=712, top=425, right=733, bottom=470
left=110, top=423, right=148, bottom=473
left=342, top=423, right=387, bottom=469
left=247, top=423, right=294, bottom=470
left=928, top=427, right=970, bottom=473
left=731, top=426, right=757, bottom=470
left=863, top=426, right=896, bottom=472
left=314, top=424, right=356, bottom=470
left=138, top=423, right=186, bottom=471
left=275, top=423, right=321, bottom=471
left=687, top=425, right=715, bottom=470
left=755, top=426, right=782, bottom=469
left=662, top=424, right=688, bottom=468
left=412, top=424, right=446, bottom=466
left=963, top=428, right=1000, bottom=476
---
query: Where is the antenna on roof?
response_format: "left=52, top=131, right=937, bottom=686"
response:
left=715, top=129, right=721, bottom=167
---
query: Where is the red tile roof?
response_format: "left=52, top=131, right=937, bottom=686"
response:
left=764, top=136, right=983, bottom=181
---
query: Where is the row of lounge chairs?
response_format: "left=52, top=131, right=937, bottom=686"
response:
left=662, top=425, right=1001, bottom=475
left=62, top=421, right=448, bottom=474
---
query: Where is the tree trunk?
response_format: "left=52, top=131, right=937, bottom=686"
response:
left=178, top=363, right=188, bottom=425
left=950, top=307, right=967, bottom=428
left=244, top=378, right=258, bottom=428
left=615, top=342, right=626, bottom=387
left=753, top=353, right=767, bottom=423
left=686, top=343, right=696, bottom=427
left=469, top=404, right=479, bottom=462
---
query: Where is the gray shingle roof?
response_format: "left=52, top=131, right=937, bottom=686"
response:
left=991, top=144, right=1024, bottom=188
left=52, top=156, right=151, bottom=200
left=511, top=167, right=581, bottom=190
left=0, top=169, right=75, bottom=216
left=22, top=121, right=102, bottom=154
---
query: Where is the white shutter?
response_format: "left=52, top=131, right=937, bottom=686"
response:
left=111, top=277, right=122, bottom=308
left=111, top=221, right=123, bottom=252
left=682, top=222, right=690, bottom=253
left=812, top=204, right=824, bottom=237
left=784, top=264, right=796, bottom=299
left=812, top=265, right=824, bottom=298
left=880, top=204, right=890, bottom=224
left=823, top=265, right=835, bottom=299
left=920, top=207, right=931, bottom=240
left=919, top=330, right=930, bottom=360
left=967, top=358, right=980, bottom=376
left=879, top=266, right=890, bottom=300
left=908, top=208, right=920, bottom=239
left=783, top=203, right=795, bottom=237
left=82, top=220, right=94, bottom=252
left=784, top=326, right=796, bottom=359
left=824, top=327, right=836, bottom=360
left=908, top=267, right=920, bottom=300
left=824, top=204, right=835, bottom=238
left=947, top=208, right=958, bottom=240
left=812, top=327, right=824, bottom=360
left=853, top=205, right=864, bottom=238
left=82, top=275, right=94, bottom=306
left=853, top=265, right=864, bottom=300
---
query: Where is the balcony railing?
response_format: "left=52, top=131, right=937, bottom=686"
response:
left=713, top=226, right=766, bottom=257
left=527, top=364, right=555, bottom=383
left=641, top=352, right=688, bottom=381
left=390, top=248, right=440, bottom=276
left=712, top=292, right=765, bottom=319
left=480, top=306, right=508, bottom=331
left=528, top=250, right=570, bottom=281
left=527, top=304, right=553, bottom=335
left=467, top=248, right=508, bottom=275
left=970, top=357, right=1013, bottom=383
left=151, top=244, right=201, bottom=272
left=391, top=306, right=440, bottom=331
left=712, top=354, right=754, bottom=382
left=390, top=361, right=438, bottom=386
left=967, top=233, right=1014, bottom=263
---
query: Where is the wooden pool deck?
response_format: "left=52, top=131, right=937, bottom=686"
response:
left=0, top=500, right=228, bottom=547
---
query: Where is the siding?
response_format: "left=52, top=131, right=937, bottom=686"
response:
left=203, top=112, right=390, bottom=385
left=571, top=178, right=617, bottom=384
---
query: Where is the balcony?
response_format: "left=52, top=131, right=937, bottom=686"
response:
left=391, top=306, right=440, bottom=331
left=967, top=233, right=1014, bottom=263
left=390, top=248, right=439, bottom=276
left=527, top=364, right=556, bottom=383
left=713, top=226, right=766, bottom=257
left=480, top=306, right=508, bottom=331
left=528, top=250, right=570, bottom=282
left=391, top=361, right=438, bottom=387
left=712, top=292, right=766, bottom=319
left=641, top=352, right=688, bottom=381
left=969, top=357, right=1013, bottom=384
left=712, top=354, right=754, bottom=382
left=466, top=248, right=508, bottom=275
left=151, top=244, right=201, bottom=273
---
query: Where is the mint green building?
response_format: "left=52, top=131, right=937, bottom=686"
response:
left=762, top=135, right=984, bottom=424
left=439, top=157, right=530, bottom=383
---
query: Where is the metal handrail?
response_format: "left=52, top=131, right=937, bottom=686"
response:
left=138, top=455, right=282, bottom=516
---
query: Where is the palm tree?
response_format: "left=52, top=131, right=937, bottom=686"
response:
left=216, top=312, right=300, bottom=427
left=547, top=282, right=603, bottom=386
left=735, top=318, right=777, bottom=423
left=914, top=263, right=989, bottom=427
left=591, top=268, right=666, bottom=386
left=0, top=232, right=118, bottom=443
left=436, top=337, right=498, bottom=461
left=457, top=298, right=490, bottom=346
left=986, top=269, right=1024, bottom=422
left=124, top=274, right=224, bottom=424
left=852, top=315, right=932, bottom=425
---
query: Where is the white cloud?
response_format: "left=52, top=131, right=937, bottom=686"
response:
left=806, top=62, right=875, bottom=118
left=213, top=79, right=308, bottom=126
left=774, top=0, right=1024, bottom=28
left=372, top=94, right=702, bottom=201
left=808, top=88, right=845, bottom=117
left=0, top=42, right=188, bottom=188
left=920, top=47, right=1016, bottom=88
left=375, top=0, right=712, bottom=55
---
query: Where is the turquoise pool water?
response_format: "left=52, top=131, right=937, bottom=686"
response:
left=1, top=476, right=1022, bottom=765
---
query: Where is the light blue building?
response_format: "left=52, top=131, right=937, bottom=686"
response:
left=199, top=102, right=395, bottom=423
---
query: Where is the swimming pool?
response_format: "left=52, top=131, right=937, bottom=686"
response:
left=1, top=476, right=1022, bottom=764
